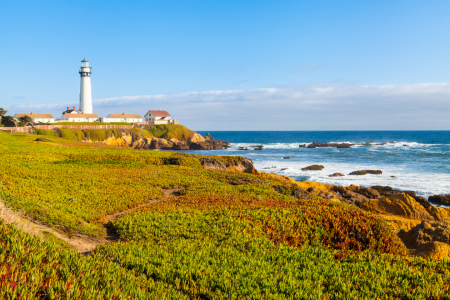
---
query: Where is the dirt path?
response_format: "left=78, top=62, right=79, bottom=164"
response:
left=0, top=188, right=181, bottom=255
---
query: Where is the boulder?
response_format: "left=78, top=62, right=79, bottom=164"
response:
left=331, top=185, right=369, bottom=207
left=359, top=193, right=434, bottom=222
left=299, top=144, right=306, bottom=148
left=301, top=165, right=324, bottom=171
left=398, top=221, right=450, bottom=259
left=293, top=188, right=311, bottom=200
left=349, top=170, right=368, bottom=175
left=189, top=133, right=206, bottom=143
left=328, top=173, right=345, bottom=177
left=296, top=181, right=342, bottom=201
left=225, top=157, right=260, bottom=175
left=346, top=185, right=381, bottom=199
left=364, top=170, right=382, bottom=175
left=426, top=206, right=450, bottom=222
left=428, top=194, right=450, bottom=206
left=200, top=158, right=226, bottom=171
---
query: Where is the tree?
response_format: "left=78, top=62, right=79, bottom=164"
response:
left=0, top=108, right=6, bottom=123
left=19, top=115, right=34, bottom=127
left=1, top=116, right=17, bottom=127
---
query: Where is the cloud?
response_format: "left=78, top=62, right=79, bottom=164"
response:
left=5, top=81, right=450, bottom=130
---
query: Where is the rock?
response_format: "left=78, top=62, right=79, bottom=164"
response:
left=293, top=188, right=311, bottom=200
left=331, top=185, right=369, bottom=206
left=200, top=158, right=226, bottom=171
left=306, top=144, right=317, bottom=148
left=364, top=170, right=382, bottom=175
left=359, top=193, right=434, bottom=222
left=391, top=176, right=396, bottom=178
left=346, top=185, right=381, bottom=199
left=415, top=241, right=450, bottom=260
left=380, top=215, right=421, bottom=234
left=307, top=142, right=354, bottom=148
left=283, top=157, right=290, bottom=159
left=398, top=221, right=450, bottom=259
left=296, top=181, right=342, bottom=201
left=189, top=133, right=206, bottom=143
left=328, top=173, right=345, bottom=177
left=403, top=144, right=408, bottom=147
left=301, top=165, right=324, bottom=171
left=371, top=186, right=394, bottom=193
left=35, top=138, right=54, bottom=143
left=225, top=157, right=260, bottom=175
left=189, top=140, right=230, bottom=150
left=426, top=206, right=450, bottom=222
left=428, top=194, right=450, bottom=206
left=238, top=147, right=249, bottom=150
left=172, top=142, right=190, bottom=150
left=280, top=168, right=288, bottom=171
left=415, top=196, right=432, bottom=209
left=299, top=144, right=306, bottom=148
left=349, top=170, right=368, bottom=175
left=251, top=145, right=263, bottom=150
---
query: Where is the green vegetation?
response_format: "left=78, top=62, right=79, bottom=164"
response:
left=149, top=124, right=195, bottom=141
left=36, top=128, right=56, bottom=136
left=0, top=220, right=186, bottom=299
left=0, top=131, right=449, bottom=298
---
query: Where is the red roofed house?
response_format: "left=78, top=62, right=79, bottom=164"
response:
left=14, top=112, right=55, bottom=123
left=144, top=110, right=178, bottom=124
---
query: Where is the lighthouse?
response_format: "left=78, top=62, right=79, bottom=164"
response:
left=79, top=58, right=93, bottom=114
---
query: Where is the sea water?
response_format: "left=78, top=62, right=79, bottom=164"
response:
left=194, top=131, right=450, bottom=198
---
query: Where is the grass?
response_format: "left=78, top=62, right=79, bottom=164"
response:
left=149, top=124, right=195, bottom=141
left=0, top=131, right=449, bottom=298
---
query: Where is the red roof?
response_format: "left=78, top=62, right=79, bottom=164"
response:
left=148, top=110, right=171, bottom=117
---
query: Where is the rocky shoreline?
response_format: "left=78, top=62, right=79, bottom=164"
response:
left=199, top=157, right=450, bottom=260
left=104, top=132, right=231, bottom=150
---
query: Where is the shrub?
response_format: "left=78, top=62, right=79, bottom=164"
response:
left=149, top=124, right=195, bottom=141
left=36, top=129, right=56, bottom=137
left=58, top=129, right=84, bottom=141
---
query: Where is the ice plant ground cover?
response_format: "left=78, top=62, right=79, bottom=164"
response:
left=0, top=131, right=449, bottom=298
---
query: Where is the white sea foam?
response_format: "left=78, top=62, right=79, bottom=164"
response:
left=253, top=160, right=450, bottom=198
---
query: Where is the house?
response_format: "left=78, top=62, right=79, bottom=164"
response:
left=63, top=106, right=83, bottom=115
left=14, top=113, right=55, bottom=123
left=102, top=113, right=142, bottom=123
left=61, top=112, right=100, bottom=122
left=144, top=110, right=179, bottom=124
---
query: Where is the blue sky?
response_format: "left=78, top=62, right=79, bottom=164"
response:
left=1, top=0, right=449, bottom=130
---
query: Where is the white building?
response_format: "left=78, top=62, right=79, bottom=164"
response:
left=14, top=113, right=55, bottom=123
left=144, top=110, right=179, bottom=124
left=102, top=113, right=142, bottom=123
left=61, top=112, right=100, bottom=122
left=79, top=58, right=93, bottom=114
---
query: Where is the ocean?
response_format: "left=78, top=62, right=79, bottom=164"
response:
left=194, top=131, right=450, bottom=198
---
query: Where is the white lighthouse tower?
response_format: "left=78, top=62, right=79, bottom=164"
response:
left=79, top=58, right=93, bottom=114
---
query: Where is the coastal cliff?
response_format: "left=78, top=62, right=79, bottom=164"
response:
left=36, top=124, right=231, bottom=150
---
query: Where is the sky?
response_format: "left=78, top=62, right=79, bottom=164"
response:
left=1, top=0, right=449, bottom=130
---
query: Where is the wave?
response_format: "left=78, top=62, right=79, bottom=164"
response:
left=228, top=141, right=446, bottom=150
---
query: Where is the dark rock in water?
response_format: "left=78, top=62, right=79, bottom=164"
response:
left=200, top=158, right=226, bottom=171
left=238, top=147, right=249, bottom=151
left=349, top=170, right=368, bottom=175
left=35, top=138, right=54, bottom=143
left=307, top=142, right=354, bottom=148
left=299, top=144, right=306, bottom=148
left=301, top=164, right=324, bottom=171
left=391, top=176, right=396, bottom=178
left=328, top=173, right=345, bottom=177
left=428, top=195, right=450, bottom=206
left=280, top=168, right=288, bottom=171
left=336, top=144, right=352, bottom=148
left=283, top=157, right=290, bottom=159
left=262, top=167, right=271, bottom=169
left=306, top=144, right=317, bottom=148
left=251, top=145, right=263, bottom=150
left=365, top=170, right=382, bottom=175
left=403, top=144, right=408, bottom=147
